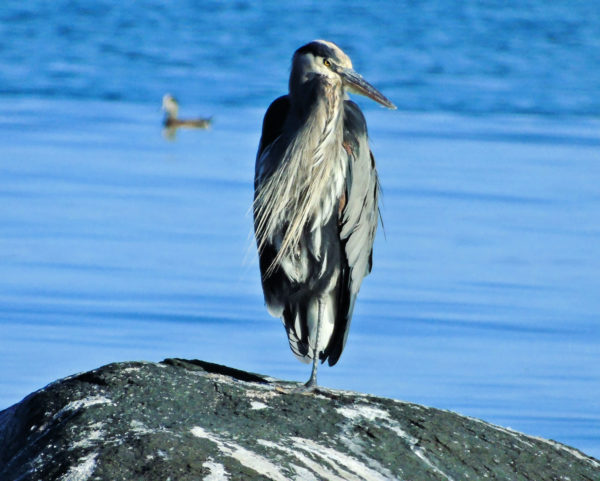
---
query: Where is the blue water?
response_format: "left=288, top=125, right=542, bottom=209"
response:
left=1, top=0, right=599, bottom=459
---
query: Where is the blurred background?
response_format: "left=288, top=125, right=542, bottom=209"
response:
left=1, top=0, right=599, bottom=458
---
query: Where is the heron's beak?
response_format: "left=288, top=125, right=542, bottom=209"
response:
left=340, top=68, right=397, bottom=110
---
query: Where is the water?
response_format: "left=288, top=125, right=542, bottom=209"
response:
left=1, top=0, right=599, bottom=459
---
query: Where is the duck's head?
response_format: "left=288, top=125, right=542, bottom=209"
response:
left=162, top=94, right=179, bottom=118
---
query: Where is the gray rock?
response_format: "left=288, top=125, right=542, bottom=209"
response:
left=1, top=359, right=598, bottom=481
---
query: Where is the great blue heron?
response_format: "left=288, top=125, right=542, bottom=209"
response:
left=254, top=40, right=396, bottom=389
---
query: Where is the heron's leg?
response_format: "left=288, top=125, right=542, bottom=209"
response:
left=304, top=299, right=323, bottom=389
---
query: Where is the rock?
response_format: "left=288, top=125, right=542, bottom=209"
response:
left=0, top=359, right=598, bottom=481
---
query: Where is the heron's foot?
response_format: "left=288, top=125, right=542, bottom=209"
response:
left=289, top=368, right=319, bottom=394
left=290, top=381, right=319, bottom=395
left=305, top=377, right=317, bottom=389
left=269, top=381, right=316, bottom=394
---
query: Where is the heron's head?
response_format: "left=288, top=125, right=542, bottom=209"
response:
left=162, top=94, right=179, bottom=117
left=290, top=40, right=396, bottom=110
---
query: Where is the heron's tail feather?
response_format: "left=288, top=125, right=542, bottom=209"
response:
left=282, top=291, right=340, bottom=364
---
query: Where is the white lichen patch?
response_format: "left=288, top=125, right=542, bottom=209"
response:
left=54, top=396, right=112, bottom=421
left=203, top=458, right=230, bottom=480
left=245, top=388, right=280, bottom=402
left=339, top=437, right=396, bottom=480
left=336, top=403, right=457, bottom=481
left=121, top=367, right=142, bottom=373
left=290, top=466, right=319, bottom=481
left=59, top=453, right=98, bottom=481
left=250, top=401, right=269, bottom=410
left=60, top=396, right=112, bottom=415
left=71, top=422, right=105, bottom=449
left=259, top=437, right=391, bottom=481
left=291, top=437, right=390, bottom=481
left=257, top=439, right=345, bottom=481
left=382, top=421, right=457, bottom=481
left=130, top=419, right=154, bottom=435
left=336, top=404, right=391, bottom=422
left=191, top=426, right=289, bottom=481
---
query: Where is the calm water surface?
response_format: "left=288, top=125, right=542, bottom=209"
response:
left=1, top=0, right=599, bottom=459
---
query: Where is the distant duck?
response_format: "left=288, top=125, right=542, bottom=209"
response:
left=162, top=94, right=211, bottom=129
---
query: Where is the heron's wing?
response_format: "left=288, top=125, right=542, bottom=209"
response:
left=326, top=100, right=380, bottom=366
left=255, top=95, right=290, bottom=184
left=254, top=95, right=292, bottom=321
left=340, top=101, right=379, bottom=282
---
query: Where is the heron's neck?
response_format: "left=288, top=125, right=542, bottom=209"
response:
left=285, top=77, right=347, bottom=226
left=289, top=78, right=344, bottom=162
left=254, top=79, right=346, bottom=270
left=291, top=76, right=342, bottom=120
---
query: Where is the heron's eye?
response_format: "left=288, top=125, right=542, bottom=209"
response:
left=323, top=59, right=331, bottom=68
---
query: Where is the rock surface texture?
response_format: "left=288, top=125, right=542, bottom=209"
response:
left=0, top=359, right=598, bottom=481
